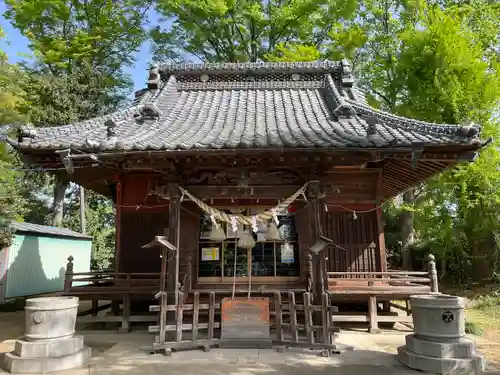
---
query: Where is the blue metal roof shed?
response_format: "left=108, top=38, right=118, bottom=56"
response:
left=0, top=222, right=92, bottom=302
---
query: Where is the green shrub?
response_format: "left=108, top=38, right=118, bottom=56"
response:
left=465, top=321, right=483, bottom=336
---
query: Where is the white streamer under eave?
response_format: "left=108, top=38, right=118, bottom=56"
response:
left=178, top=182, right=310, bottom=224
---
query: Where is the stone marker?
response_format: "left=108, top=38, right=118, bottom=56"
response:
left=3, top=296, right=91, bottom=373
left=397, top=294, right=486, bottom=374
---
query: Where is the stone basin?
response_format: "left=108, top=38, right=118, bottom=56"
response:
left=24, top=297, right=79, bottom=342
left=410, top=294, right=465, bottom=342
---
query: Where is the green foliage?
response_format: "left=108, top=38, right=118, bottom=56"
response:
left=4, top=0, right=152, bottom=76
left=326, top=0, right=500, bottom=280
left=63, top=188, right=115, bottom=271
left=151, top=0, right=357, bottom=62
left=264, top=43, right=320, bottom=62
left=2, top=0, right=146, bottom=266
left=465, top=320, right=483, bottom=336
left=0, top=27, right=29, bottom=245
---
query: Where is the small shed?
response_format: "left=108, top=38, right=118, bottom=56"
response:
left=0, top=222, right=92, bottom=302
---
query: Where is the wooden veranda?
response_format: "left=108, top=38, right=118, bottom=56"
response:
left=63, top=254, right=439, bottom=334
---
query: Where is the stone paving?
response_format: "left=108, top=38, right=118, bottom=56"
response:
left=1, top=306, right=500, bottom=375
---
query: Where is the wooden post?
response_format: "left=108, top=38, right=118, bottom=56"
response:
left=176, top=292, right=184, bottom=343
left=306, top=253, right=313, bottom=293
left=185, top=255, right=192, bottom=295
left=289, top=292, right=298, bottom=342
left=80, top=186, right=86, bottom=234
left=114, top=182, right=123, bottom=273
left=304, top=292, right=314, bottom=344
left=376, top=207, right=387, bottom=272
left=322, top=293, right=330, bottom=345
left=91, top=300, right=98, bottom=316
left=308, top=181, right=325, bottom=341
left=192, top=292, right=199, bottom=341
left=158, top=245, right=168, bottom=345
left=167, top=183, right=181, bottom=339
left=64, top=256, right=74, bottom=293
left=275, top=292, right=283, bottom=343
left=208, top=292, right=215, bottom=340
left=368, top=296, right=379, bottom=333
left=428, top=254, right=439, bottom=293
left=121, top=294, right=130, bottom=333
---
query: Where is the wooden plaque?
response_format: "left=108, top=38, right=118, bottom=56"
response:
left=221, top=297, right=271, bottom=342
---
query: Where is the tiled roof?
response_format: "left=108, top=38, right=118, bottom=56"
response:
left=10, top=222, right=93, bottom=240
left=8, top=61, right=484, bottom=152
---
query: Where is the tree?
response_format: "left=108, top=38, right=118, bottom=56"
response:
left=64, top=187, right=115, bottom=271
left=151, top=0, right=357, bottom=62
left=0, top=27, right=29, bottom=244
left=326, top=0, right=500, bottom=277
left=4, top=0, right=152, bottom=226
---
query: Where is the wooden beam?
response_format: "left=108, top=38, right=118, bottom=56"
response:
left=184, top=185, right=303, bottom=199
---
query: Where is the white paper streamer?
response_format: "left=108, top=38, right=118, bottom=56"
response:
left=210, top=214, right=220, bottom=228
left=271, top=208, right=279, bottom=225
left=251, top=215, right=258, bottom=233
left=230, top=216, right=238, bottom=233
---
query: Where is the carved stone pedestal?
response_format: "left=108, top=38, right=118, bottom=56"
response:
left=397, top=295, right=486, bottom=375
left=2, top=297, right=91, bottom=373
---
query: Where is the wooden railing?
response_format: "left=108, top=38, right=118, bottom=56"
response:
left=63, top=255, right=193, bottom=332
left=327, top=254, right=439, bottom=295
left=63, top=255, right=193, bottom=295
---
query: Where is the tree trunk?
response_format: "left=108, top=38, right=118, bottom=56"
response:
left=52, top=176, right=68, bottom=227
left=401, top=189, right=415, bottom=270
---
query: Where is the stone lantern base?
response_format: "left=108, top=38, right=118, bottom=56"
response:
left=3, top=336, right=91, bottom=373
left=397, top=334, right=486, bottom=374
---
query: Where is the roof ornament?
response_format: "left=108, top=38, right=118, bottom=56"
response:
left=334, top=103, right=356, bottom=118
left=18, top=125, right=37, bottom=143
left=137, top=103, right=161, bottom=121
left=366, top=116, right=379, bottom=135
left=105, top=118, right=118, bottom=142
left=85, top=138, right=100, bottom=148
left=340, top=59, right=355, bottom=88
left=456, top=124, right=479, bottom=138
left=56, top=149, right=74, bottom=174
left=147, top=63, right=161, bottom=89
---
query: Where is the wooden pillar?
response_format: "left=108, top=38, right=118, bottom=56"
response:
left=376, top=207, right=387, bottom=272
left=308, top=181, right=325, bottom=342
left=114, top=182, right=123, bottom=273
left=368, top=296, right=380, bottom=333
left=167, top=183, right=181, bottom=338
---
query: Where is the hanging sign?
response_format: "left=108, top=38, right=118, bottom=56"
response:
left=281, top=243, right=294, bottom=263
left=201, top=247, right=220, bottom=261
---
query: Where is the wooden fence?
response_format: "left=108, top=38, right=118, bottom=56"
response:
left=147, top=291, right=350, bottom=356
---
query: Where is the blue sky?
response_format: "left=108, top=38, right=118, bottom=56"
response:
left=0, top=3, right=166, bottom=95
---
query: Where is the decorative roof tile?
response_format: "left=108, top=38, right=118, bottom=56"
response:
left=8, top=61, right=484, bottom=152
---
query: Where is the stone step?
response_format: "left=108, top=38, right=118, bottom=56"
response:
left=397, top=345, right=486, bottom=375
left=4, top=346, right=91, bottom=373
